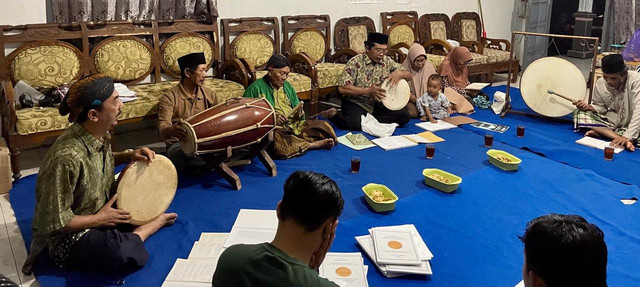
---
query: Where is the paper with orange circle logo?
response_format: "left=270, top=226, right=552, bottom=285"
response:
left=319, top=252, right=369, bottom=287
left=372, top=229, right=421, bottom=266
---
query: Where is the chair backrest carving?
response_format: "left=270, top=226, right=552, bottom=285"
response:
left=380, top=11, right=418, bottom=49
left=221, top=17, right=280, bottom=70
left=282, top=15, right=331, bottom=63
left=334, top=16, right=375, bottom=54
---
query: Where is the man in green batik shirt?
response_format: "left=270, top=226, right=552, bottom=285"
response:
left=321, top=32, right=412, bottom=130
left=23, top=74, right=178, bottom=274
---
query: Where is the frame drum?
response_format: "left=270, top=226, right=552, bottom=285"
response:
left=520, top=57, right=586, bottom=117
left=381, top=78, right=411, bottom=111
left=116, top=155, right=177, bottom=225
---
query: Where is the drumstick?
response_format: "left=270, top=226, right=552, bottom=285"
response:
left=547, top=89, right=577, bottom=104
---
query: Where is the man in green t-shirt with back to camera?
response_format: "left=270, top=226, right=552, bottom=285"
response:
left=212, top=171, right=344, bottom=286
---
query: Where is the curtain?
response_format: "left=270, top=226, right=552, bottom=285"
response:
left=51, top=0, right=218, bottom=24
left=601, top=0, right=614, bottom=51
left=613, top=0, right=640, bottom=44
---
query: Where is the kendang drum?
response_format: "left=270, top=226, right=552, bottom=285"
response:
left=520, top=57, right=587, bottom=118
left=180, top=98, right=276, bottom=156
left=381, top=78, right=411, bottom=111
left=116, top=155, right=177, bottom=225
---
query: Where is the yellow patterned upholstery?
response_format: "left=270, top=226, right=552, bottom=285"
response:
left=427, top=54, right=445, bottom=70
left=348, top=25, right=368, bottom=53
left=15, top=78, right=244, bottom=135
left=430, top=21, right=448, bottom=41
left=483, top=48, right=511, bottom=63
left=94, top=39, right=152, bottom=81
left=389, top=25, right=415, bottom=47
left=469, top=52, right=489, bottom=66
left=255, top=71, right=312, bottom=93
left=461, top=20, right=478, bottom=42
left=291, top=30, right=326, bottom=62
left=163, top=36, right=214, bottom=75
left=11, top=45, right=81, bottom=89
left=316, top=63, right=346, bottom=88
left=234, top=33, right=274, bottom=68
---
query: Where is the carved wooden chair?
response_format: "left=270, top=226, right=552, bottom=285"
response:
left=451, top=12, right=519, bottom=82
left=281, top=15, right=345, bottom=107
left=380, top=11, right=419, bottom=51
left=221, top=17, right=314, bottom=102
left=332, top=16, right=376, bottom=63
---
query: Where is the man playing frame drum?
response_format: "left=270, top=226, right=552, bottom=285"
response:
left=573, top=54, right=640, bottom=151
left=158, top=52, right=221, bottom=170
left=23, top=75, right=177, bottom=274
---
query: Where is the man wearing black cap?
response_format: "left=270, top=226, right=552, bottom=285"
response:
left=24, top=74, right=177, bottom=274
left=320, top=32, right=412, bottom=130
left=574, top=54, right=640, bottom=151
left=158, top=52, right=220, bottom=168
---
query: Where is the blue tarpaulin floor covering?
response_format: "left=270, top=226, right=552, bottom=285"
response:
left=10, top=86, right=640, bottom=286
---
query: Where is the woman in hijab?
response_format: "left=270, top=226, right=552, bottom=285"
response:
left=402, top=43, right=437, bottom=118
left=438, top=46, right=473, bottom=100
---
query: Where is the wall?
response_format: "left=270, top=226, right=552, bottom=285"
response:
left=0, top=0, right=47, bottom=25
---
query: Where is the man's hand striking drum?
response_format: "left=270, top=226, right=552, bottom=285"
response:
left=367, top=84, right=386, bottom=102
left=168, top=122, right=188, bottom=142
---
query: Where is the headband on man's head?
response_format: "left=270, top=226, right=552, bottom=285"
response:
left=59, top=75, right=114, bottom=122
left=266, top=54, right=290, bottom=70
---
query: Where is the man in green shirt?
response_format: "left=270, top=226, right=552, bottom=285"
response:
left=23, top=74, right=178, bottom=274
left=322, top=32, right=413, bottom=130
left=212, top=171, right=344, bottom=286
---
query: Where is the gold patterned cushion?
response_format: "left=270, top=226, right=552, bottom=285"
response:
left=94, top=39, right=152, bottom=81
left=16, top=79, right=244, bottom=135
left=427, top=54, right=446, bottom=70
left=316, top=63, right=346, bottom=88
left=430, top=21, right=448, bottom=41
left=255, top=71, right=312, bottom=93
left=234, top=33, right=274, bottom=67
left=389, top=25, right=415, bottom=47
left=291, top=30, right=326, bottom=62
left=461, top=19, right=478, bottom=42
left=348, top=25, right=368, bottom=53
left=163, top=36, right=214, bottom=75
left=483, top=48, right=511, bottom=63
left=469, top=52, right=489, bottom=66
left=11, top=45, right=81, bottom=89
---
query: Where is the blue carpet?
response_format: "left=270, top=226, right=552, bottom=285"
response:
left=9, top=91, right=640, bottom=286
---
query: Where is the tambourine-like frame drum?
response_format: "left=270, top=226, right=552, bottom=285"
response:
left=116, top=155, right=177, bottom=225
left=381, top=78, right=411, bottom=111
left=180, top=98, right=276, bottom=156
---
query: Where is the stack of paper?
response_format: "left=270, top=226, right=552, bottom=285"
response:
left=371, top=136, right=417, bottom=151
left=319, top=252, right=370, bottom=287
left=402, top=131, right=445, bottom=144
left=162, top=232, right=229, bottom=287
left=575, top=136, right=624, bottom=153
left=223, top=209, right=278, bottom=248
left=415, top=120, right=457, bottom=132
left=114, top=83, right=138, bottom=103
left=356, top=224, right=433, bottom=278
left=338, top=132, right=377, bottom=150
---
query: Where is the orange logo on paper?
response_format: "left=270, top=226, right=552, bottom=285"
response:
left=335, top=267, right=352, bottom=277
left=387, top=240, right=403, bottom=249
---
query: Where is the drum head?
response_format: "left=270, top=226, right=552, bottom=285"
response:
left=116, top=154, right=177, bottom=225
left=520, top=57, right=586, bottom=117
left=381, top=78, right=411, bottom=111
left=180, top=121, right=197, bottom=157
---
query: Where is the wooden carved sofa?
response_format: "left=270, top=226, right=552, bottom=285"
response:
left=0, top=19, right=248, bottom=179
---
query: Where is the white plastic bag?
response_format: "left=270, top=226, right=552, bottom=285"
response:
left=361, top=114, right=398, bottom=138
left=491, top=91, right=506, bottom=114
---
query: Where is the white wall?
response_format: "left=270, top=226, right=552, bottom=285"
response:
left=0, top=0, right=47, bottom=25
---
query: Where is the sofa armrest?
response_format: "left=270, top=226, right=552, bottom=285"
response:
left=460, top=40, right=484, bottom=54
left=483, top=37, right=510, bottom=51
left=327, top=48, right=360, bottom=64
left=216, top=59, right=253, bottom=88
left=422, top=39, right=452, bottom=55
left=289, top=52, right=318, bottom=87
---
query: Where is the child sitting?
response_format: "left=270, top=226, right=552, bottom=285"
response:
left=417, top=74, right=452, bottom=123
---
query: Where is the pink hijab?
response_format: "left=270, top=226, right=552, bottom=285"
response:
left=402, top=43, right=436, bottom=97
left=437, top=46, right=473, bottom=89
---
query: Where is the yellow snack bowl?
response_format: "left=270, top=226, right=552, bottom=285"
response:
left=422, top=168, right=462, bottom=193
left=486, top=149, right=522, bottom=171
left=362, top=183, right=398, bottom=212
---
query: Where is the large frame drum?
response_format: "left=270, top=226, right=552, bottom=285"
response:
left=180, top=98, right=276, bottom=156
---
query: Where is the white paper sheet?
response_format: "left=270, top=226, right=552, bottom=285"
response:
left=188, top=241, right=224, bottom=259
left=356, top=235, right=432, bottom=276
left=415, top=120, right=457, bottom=132
left=372, top=136, right=418, bottom=151
left=402, top=134, right=431, bottom=144
left=320, top=252, right=369, bottom=287
left=162, top=282, right=211, bottom=287
left=575, top=136, right=624, bottom=153
left=465, top=82, right=490, bottom=90
left=515, top=280, right=525, bottom=287
left=163, top=258, right=218, bottom=284
left=198, top=232, right=229, bottom=244
left=371, top=229, right=421, bottom=266
left=223, top=209, right=278, bottom=248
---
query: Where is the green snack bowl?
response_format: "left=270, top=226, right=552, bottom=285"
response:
left=487, top=149, right=522, bottom=171
left=422, top=168, right=462, bottom=193
left=362, top=183, right=398, bottom=212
